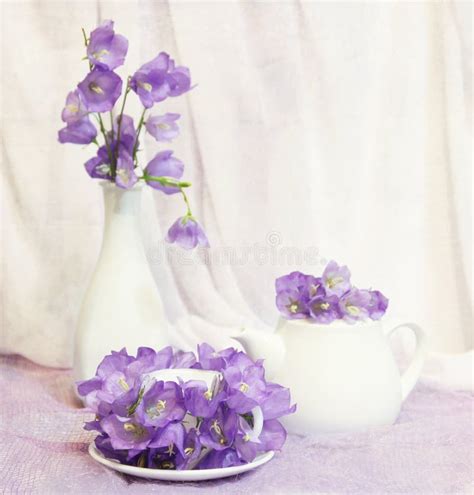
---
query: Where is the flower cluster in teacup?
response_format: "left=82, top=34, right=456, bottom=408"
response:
left=275, top=260, right=388, bottom=324
left=58, top=20, right=208, bottom=250
left=78, top=344, right=295, bottom=470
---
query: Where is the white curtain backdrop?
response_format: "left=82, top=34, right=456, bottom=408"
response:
left=1, top=1, right=472, bottom=383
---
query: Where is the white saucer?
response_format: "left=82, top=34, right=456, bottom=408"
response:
left=88, top=443, right=274, bottom=481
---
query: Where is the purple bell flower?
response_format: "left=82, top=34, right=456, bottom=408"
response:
left=171, top=350, right=197, bottom=369
left=148, top=421, right=186, bottom=457
left=276, top=271, right=323, bottom=299
left=322, top=260, right=351, bottom=296
left=58, top=117, right=97, bottom=144
left=144, top=150, right=184, bottom=194
left=167, top=64, right=191, bottom=97
left=84, top=155, right=112, bottom=180
left=182, top=379, right=226, bottom=418
left=87, top=20, right=128, bottom=71
left=367, top=290, right=389, bottom=320
left=78, top=69, right=122, bottom=112
left=130, top=52, right=171, bottom=108
left=197, top=448, right=243, bottom=469
left=308, top=294, right=341, bottom=324
left=115, top=150, right=138, bottom=189
left=101, top=415, right=154, bottom=450
left=131, top=52, right=191, bottom=108
left=233, top=416, right=259, bottom=462
left=61, top=90, right=88, bottom=124
left=95, top=434, right=129, bottom=464
left=175, top=429, right=202, bottom=470
left=166, top=216, right=210, bottom=250
left=147, top=447, right=177, bottom=470
left=145, top=113, right=180, bottom=142
left=260, top=383, right=297, bottom=420
left=224, top=353, right=267, bottom=413
left=199, top=406, right=238, bottom=451
left=197, top=343, right=236, bottom=371
left=96, top=348, right=134, bottom=378
left=275, top=289, right=309, bottom=319
left=135, top=380, right=186, bottom=428
left=112, top=114, right=137, bottom=155
left=257, top=419, right=287, bottom=452
left=339, top=288, right=372, bottom=323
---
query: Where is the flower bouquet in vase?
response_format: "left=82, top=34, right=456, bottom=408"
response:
left=58, top=20, right=209, bottom=382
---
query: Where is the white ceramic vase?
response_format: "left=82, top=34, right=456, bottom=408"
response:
left=73, top=182, right=169, bottom=382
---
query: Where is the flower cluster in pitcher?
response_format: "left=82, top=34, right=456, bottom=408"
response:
left=78, top=344, right=295, bottom=470
left=58, top=20, right=208, bottom=250
left=275, top=260, right=388, bottom=324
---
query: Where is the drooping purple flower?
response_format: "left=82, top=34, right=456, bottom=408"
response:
left=115, top=150, right=138, bottom=189
left=260, top=383, right=297, bottom=420
left=339, top=288, right=372, bottom=323
left=322, top=260, right=351, bottom=296
left=61, top=90, right=88, bottom=124
left=84, top=155, right=112, bottom=180
left=182, top=379, right=226, bottom=418
left=224, top=353, right=267, bottom=413
left=144, top=150, right=184, bottom=194
left=166, top=216, right=209, bottom=250
left=77, top=69, right=122, bottom=112
left=101, top=415, right=154, bottom=450
left=199, top=406, right=238, bottom=451
left=145, top=113, right=180, bottom=142
left=367, top=290, right=389, bottom=320
left=130, top=52, right=171, bottom=108
left=275, top=289, right=309, bottom=319
left=58, top=117, right=97, bottom=144
left=87, top=20, right=128, bottom=71
left=308, top=294, right=341, bottom=324
left=135, top=380, right=186, bottom=428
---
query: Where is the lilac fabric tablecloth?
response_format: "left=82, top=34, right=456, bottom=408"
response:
left=0, top=355, right=472, bottom=494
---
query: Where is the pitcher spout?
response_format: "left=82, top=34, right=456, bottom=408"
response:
left=231, top=327, right=286, bottom=379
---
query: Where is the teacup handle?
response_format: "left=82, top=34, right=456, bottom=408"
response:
left=250, top=406, right=264, bottom=441
left=386, top=322, right=427, bottom=401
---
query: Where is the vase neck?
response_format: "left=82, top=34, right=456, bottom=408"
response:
left=99, top=183, right=145, bottom=254
left=101, top=182, right=143, bottom=220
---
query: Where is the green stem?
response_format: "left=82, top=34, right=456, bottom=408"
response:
left=81, top=28, right=88, bottom=47
left=98, top=114, right=114, bottom=176
left=180, top=187, right=193, bottom=217
left=142, top=175, right=191, bottom=189
left=133, top=108, right=147, bottom=162
left=115, top=80, right=131, bottom=162
left=109, top=111, right=114, bottom=140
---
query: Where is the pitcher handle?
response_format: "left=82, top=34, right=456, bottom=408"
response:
left=386, top=322, right=427, bottom=401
